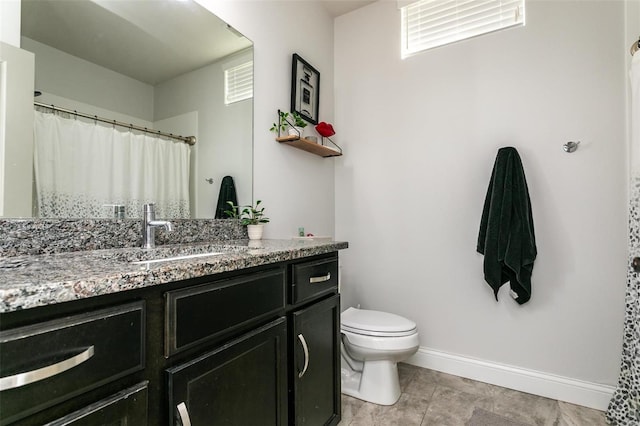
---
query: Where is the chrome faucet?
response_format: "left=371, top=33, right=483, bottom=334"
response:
left=142, top=203, right=173, bottom=249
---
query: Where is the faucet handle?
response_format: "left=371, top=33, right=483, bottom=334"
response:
left=148, top=219, right=173, bottom=232
left=143, top=203, right=156, bottom=213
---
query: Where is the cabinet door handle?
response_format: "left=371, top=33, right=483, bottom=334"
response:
left=0, top=345, right=94, bottom=391
left=309, top=272, right=331, bottom=284
left=177, top=401, right=192, bottom=426
left=297, top=333, right=309, bottom=378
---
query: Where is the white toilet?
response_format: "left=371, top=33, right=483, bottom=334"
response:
left=340, top=307, right=419, bottom=405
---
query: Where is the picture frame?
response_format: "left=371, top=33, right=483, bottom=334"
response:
left=291, top=53, right=320, bottom=125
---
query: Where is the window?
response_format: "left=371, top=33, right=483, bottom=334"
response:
left=401, top=0, right=525, bottom=58
left=224, top=61, right=253, bottom=105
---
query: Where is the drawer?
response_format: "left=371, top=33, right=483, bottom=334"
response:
left=165, top=268, right=285, bottom=356
left=290, top=255, right=338, bottom=305
left=44, top=381, right=148, bottom=426
left=0, top=302, right=145, bottom=426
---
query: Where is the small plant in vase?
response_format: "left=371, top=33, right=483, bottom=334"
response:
left=289, top=112, right=308, bottom=137
left=241, top=200, right=270, bottom=240
left=224, top=201, right=241, bottom=220
left=270, top=111, right=290, bottom=136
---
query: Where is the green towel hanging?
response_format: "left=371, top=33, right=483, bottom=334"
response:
left=215, top=176, right=238, bottom=219
left=477, top=147, right=537, bottom=304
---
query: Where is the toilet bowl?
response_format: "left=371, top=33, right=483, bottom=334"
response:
left=340, top=307, right=419, bottom=405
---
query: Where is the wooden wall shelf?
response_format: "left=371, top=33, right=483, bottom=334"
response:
left=276, top=135, right=342, bottom=158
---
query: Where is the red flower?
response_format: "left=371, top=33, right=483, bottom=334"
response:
left=315, top=122, right=335, bottom=137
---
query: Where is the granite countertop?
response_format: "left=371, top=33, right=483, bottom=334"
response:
left=0, top=239, right=348, bottom=313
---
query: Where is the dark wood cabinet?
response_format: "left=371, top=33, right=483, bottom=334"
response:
left=290, top=295, right=341, bottom=426
left=164, top=255, right=341, bottom=426
left=0, top=252, right=341, bottom=425
left=167, top=318, right=288, bottom=426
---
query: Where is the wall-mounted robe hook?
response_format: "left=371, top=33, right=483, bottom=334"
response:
left=563, top=141, right=580, bottom=153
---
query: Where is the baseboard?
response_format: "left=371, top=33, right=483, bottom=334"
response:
left=406, top=346, right=615, bottom=411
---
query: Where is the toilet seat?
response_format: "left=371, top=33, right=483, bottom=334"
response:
left=341, top=307, right=417, bottom=337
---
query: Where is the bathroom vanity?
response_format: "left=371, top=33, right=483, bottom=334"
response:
left=0, top=239, right=347, bottom=425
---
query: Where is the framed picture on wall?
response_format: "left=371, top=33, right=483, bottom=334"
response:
left=291, top=53, right=320, bottom=124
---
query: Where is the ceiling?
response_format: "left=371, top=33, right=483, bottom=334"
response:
left=21, top=0, right=252, bottom=85
left=321, top=0, right=377, bottom=17
left=20, top=0, right=374, bottom=86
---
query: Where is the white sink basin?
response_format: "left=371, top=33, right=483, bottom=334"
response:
left=131, top=252, right=224, bottom=265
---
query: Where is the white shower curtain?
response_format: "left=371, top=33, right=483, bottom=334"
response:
left=34, top=110, right=191, bottom=219
left=607, top=52, right=640, bottom=425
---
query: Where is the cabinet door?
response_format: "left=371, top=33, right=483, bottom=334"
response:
left=167, top=318, right=288, bottom=426
left=291, top=295, right=341, bottom=426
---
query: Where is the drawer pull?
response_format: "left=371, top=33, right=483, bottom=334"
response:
left=0, top=346, right=94, bottom=391
left=309, top=272, right=331, bottom=284
left=177, top=401, right=192, bottom=426
left=297, top=333, right=309, bottom=378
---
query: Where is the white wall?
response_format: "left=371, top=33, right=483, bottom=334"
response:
left=0, top=0, right=20, bottom=47
left=0, top=4, right=32, bottom=217
left=335, top=0, right=628, bottom=403
left=33, top=93, right=153, bottom=129
left=21, top=38, right=154, bottom=121
left=197, top=0, right=336, bottom=239
left=0, top=42, right=34, bottom=217
left=154, top=50, right=253, bottom=218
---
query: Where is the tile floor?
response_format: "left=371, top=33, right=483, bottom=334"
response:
left=338, top=363, right=609, bottom=426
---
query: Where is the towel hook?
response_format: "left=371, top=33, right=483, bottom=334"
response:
left=563, top=141, right=580, bottom=153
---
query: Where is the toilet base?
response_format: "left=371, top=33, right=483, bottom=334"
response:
left=341, top=359, right=402, bottom=406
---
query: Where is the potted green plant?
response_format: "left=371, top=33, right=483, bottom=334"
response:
left=239, top=200, right=270, bottom=240
left=289, top=112, right=308, bottom=137
left=270, top=111, right=290, bottom=135
left=225, top=200, right=269, bottom=240
left=224, top=201, right=240, bottom=220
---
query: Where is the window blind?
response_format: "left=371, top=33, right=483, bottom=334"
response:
left=401, top=0, right=524, bottom=58
left=224, top=61, right=253, bottom=105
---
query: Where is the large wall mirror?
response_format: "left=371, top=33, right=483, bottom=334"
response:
left=7, top=0, right=253, bottom=219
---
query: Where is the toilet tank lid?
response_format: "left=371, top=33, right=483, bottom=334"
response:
left=341, top=307, right=417, bottom=334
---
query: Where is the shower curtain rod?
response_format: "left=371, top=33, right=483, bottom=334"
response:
left=34, top=101, right=197, bottom=145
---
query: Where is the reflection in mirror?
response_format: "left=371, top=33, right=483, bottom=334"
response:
left=10, top=0, right=253, bottom=219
